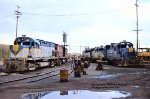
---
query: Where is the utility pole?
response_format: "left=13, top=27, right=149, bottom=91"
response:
left=135, top=0, right=139, bottom=53
left=133, top=0, right=141, bottom=53
left=15, top=6, right=22, bottom=39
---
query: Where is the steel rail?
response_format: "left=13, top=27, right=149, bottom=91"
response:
left=0, top=66, right=72, bottom=85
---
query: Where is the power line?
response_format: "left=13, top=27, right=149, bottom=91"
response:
left=22, top=6, right=134, bottom=17
left=1, top=14, right=13, bottom=19
left=0, top=14, right=14, bottom=23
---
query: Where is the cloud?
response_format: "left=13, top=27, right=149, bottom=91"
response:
left=68, top=23, right=135, bottom=47
left=139, top=2, right=150, bottom=21
left=0, top=33, right=15, bottom=45
left=0, top=0, right=149, bottom=52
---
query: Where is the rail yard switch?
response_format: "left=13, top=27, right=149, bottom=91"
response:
left=60, top=70, right=68, bottom=82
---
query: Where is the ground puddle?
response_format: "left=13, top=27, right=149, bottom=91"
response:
left=22, top=90, right=131, bottom=99
left=93, top=74, right=121, bottom=79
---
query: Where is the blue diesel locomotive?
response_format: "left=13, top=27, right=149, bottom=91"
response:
left=104, top=40, right=142, bottom=66
left=82, top=46, right=105, bottom=62
left=82, top=40, right=142, bottom=66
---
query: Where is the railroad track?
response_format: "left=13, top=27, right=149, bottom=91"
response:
left=0, top=65, right=74, bottom=86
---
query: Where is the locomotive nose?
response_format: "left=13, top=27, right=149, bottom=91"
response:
left=10, top=45, right=21, bottom=56
left=13, top=45, right=19, bottom=52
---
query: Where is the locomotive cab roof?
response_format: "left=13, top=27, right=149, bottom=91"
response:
left=105, top=41, right=134, bottom=49
left=14, top=37, right=40, bottom=45
left=14, top=37, right=56, bottom=47
left=93, top=47, right=104, bottom=51
left=118, top=41, right=133, bottom=48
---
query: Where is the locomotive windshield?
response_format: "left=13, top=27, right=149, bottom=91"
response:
left=94, top=47, right=104, bottom=52
left=14, top=37, right=34, bottom=46
left=117, top=42, right=133, bottom=48
left=23, top=42, right=30, bottom=45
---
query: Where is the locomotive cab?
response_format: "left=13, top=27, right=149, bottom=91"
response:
left=10, top=36, right=40, bottom=59
left=118, top=41, right=136, bottom=58
left=5, top=36, right=41, bottom=72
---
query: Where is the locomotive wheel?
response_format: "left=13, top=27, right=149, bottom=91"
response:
left=50, top=61, right=55, bottom=67
left=55, top=59, right=61, bottom=66
left=35, top=63, right=40, bottom=70
left=113, top=60, right=118, bottom=66
left=117, top=60, right=122, bottom=67
left=27, top=63, right=36, bottom=71
left=122, top=60, right=127, bottom=67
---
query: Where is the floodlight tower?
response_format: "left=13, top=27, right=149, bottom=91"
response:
left=63, top=31, right=67, bottom=57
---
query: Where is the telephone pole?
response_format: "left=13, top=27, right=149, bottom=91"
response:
left=15, top=6, right=22, bottom=39
left=133, top=0, right=141, bottom=53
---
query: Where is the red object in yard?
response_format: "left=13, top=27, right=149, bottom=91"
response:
left=55, top=44, right=64, bottom=58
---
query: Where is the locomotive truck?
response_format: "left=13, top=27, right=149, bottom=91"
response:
left=4, top=36, right=68, bottom=72
left=104, top=40, right=142, bottom=66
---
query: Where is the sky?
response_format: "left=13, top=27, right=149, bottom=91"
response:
left=0, top=0, right=150, bottom=53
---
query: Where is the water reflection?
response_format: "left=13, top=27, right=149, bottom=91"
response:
left=60, top=91, right=68, bottom=95
left=22, top=91, right=49, bottom=99
left=22, top=90, right=131, bottom=99
left=93, top=74, right=121, bottom=79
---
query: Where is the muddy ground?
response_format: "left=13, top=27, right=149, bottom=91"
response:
left=0, top=63, right=150, bottom=99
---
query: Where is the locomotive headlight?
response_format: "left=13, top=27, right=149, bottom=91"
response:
left=128, top=48, right=134, bottom=52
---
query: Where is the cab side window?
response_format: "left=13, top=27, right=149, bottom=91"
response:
left=114, top=47, right=116, bottom=51
left=32, top=42, right=34, bottom=46
left=36, top=43, right=39, bottom=49
left=14, top=42, right=17, bottom=45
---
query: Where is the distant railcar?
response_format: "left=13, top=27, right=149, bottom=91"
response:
left=4, top=36, right=68, bottom=72
left=91, top=46, right=104, bottom=62
left=138, top=48, right=150, bottom=64
left=82, top=46, right=104, bottom=62
left=82, top=48, right=91, bottom=61
left=55, top=44, right=68, bottom=65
